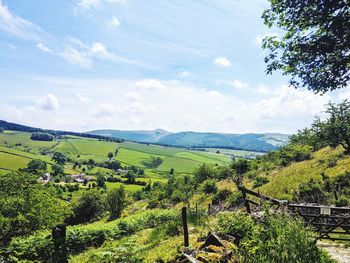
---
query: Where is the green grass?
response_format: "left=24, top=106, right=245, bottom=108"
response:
left=0, top=151, right=31, bottom=170
left=0, top=130, right=232, bottom=189
left=117, top=147, right=161, bottom=167
left=259, top=146, right=350, bottom=200
left=105, top=182, right=143, bottom=193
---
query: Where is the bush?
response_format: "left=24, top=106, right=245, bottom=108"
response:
left=68, top=190, right=106, bottom=225
left=253, top=176, right=269, bottom=188
left=200, top=179, right=218, bottom=194
left=5, top=209, right=178, bottom=262
left=336, top=196, right=350, bottom=207
left=212, top=189, right=232, bottom=205
left=215, top=211, right=333, bottom=262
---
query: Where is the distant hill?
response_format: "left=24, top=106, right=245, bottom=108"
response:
left=89, top=129, right=171, bottom=143
left=0, top=120, right=123, bottom=142
left=89, top=129, right=289, bottom=152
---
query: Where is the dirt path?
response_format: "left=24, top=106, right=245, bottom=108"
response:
left=318, top=241, right=350, bottom=263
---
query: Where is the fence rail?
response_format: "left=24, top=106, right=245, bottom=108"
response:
left=238, top=186, right=350, bottom=241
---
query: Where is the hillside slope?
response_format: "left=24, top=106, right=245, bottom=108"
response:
left=90, top=129, right=289, bottom=152
left=258, top=146, right=350, bottom=199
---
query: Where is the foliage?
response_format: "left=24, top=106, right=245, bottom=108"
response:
left=200, top=179, right=218, bottom=194
left=194, top=163, right=218, bottom=183
left=262, top=0, right=350, bottom=93
left=30, top=132, right=54, bottom=141
left=25, top=159, right=47, bottom=175
left=215, top=211, right=333, bottom=262
left=0, top=172, right=69, bottom=245
left=294, top=172, right=350, bottom=206
left=142, top=156, right=163, bottom=168
left=52, top=151, right=67, bottom=165
left=253, top=176, right=269, bottom=188
left=68, top=190, right=106, bottom=225
left=5, top=209, right=178, bottom=262
left=52, top=163, right=64, bottom=176
left=95, top=172, right=107, bottom=188
left=107, top=186, right=126, bottom=220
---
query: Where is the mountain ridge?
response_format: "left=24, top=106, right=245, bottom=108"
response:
left=89, top=129, right=290, bottom=152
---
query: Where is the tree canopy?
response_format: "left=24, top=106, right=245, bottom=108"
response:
left=0, top=172, right=69, bottom=245
left=262, top=0, right=350, bottom=93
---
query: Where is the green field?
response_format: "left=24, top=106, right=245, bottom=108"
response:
left=0, top=130, right=232, bottom=180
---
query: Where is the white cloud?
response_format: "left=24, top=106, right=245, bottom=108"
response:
left=76, top=0, right=127, bottom=11
left=176, top=70, right=191, bottom=78
left=39, top=94, right=59, bottom=111
left=135, top=79, right=167, bottom=91
left=90, top=42, right=107, bottom=55
left=107, top=16, right=121, bottom=27
left=93, top=103, right=115, bottom=117
left=76, top=94, right=91, bottom=103
left=3, top=77, right=336, bottom=134
left=60, top=46, right=92, bottom=68
left=124, top=92, right=142, bottom=101
left=213, top=57, right=231, bottom=67
left=0, top=0, right=46, bottom=41
left=217, top=80, right=248, bottom=90
left=36, top=43, right=53, bottom=53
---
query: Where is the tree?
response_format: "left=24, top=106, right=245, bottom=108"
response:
left=95, top=172, right=106, bottom=188
left=231, top=158, right=249, bottom=186
left=68, top=190, right=106, bottom=225
left=30, top=132, right=54, bottom=141
left=320, top=100, right=350, bottom=154
left=115, top=148, right=119, bottom=156
left=107, top=152, right=114, bottom=161
left=25, top=159, right=47, bottom=175
left=107, top=186, right=126, bottom=220
left=0, top=172, right=69, bottom=245
left=262, top=0, right=350, bottom=93
left=52, top=152, right=67, bottom=165
left=194, top=164, right=218, bottom=183
left=125, top=170, right=136, bottom=184
left=52, top=164, right=64, bottom=176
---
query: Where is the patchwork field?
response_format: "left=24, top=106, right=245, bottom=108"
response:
left=0, top=131, right=233, bottom=180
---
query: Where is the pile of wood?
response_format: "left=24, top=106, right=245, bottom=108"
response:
left=174, top=232, right=237, bottom=263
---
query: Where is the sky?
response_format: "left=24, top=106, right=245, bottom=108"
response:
left=0, top=0, right=349, bottom=134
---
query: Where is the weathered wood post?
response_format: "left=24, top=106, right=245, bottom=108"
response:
left=208, top=203, right=211, bottom=215
left=52, top=224, right=67, bottom=263
left=241, top=187, right=251, bottom=214
left=195, top=203, right=198, bottom=225
left=182, top=207, right=189, bottom=248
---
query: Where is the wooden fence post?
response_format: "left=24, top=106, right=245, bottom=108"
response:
left=52, top=224, right=67, bottom=263
left=195, top=203, right=198, bottom=225
left=241, top=187, right=251, bottom=214
left=182, top=207, right=189, bottom=248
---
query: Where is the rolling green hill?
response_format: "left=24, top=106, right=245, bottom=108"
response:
left=90, top=129, right=289, bottom=152
left=0, top=130, right=233, bottom=177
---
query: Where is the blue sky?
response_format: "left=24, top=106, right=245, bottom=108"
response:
left=0, top=0, right=348, bottom=133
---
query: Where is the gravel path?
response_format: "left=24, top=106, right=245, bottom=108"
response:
left=318, top=241, right=350, bottom=263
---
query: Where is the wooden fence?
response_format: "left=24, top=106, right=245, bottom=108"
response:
left=238, top=186, right=350, bottom=241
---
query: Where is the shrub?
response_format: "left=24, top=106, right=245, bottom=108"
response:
left=253, top=176, right=269, bottom=188
left=215, top=211, right=333, bottom=262
left=336, top=196, right=350, bottom=207
left=200, top=179, right=218, bottom=194
left=4, top=209, right=178, bottom=262
left=68, top=190, right=106, bottom=225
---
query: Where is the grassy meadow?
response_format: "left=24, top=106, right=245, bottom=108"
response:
left=0, top=130, right=234, bottom=194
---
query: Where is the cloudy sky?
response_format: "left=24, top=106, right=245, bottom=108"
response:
left=0, top=0, right=348, bottom=133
